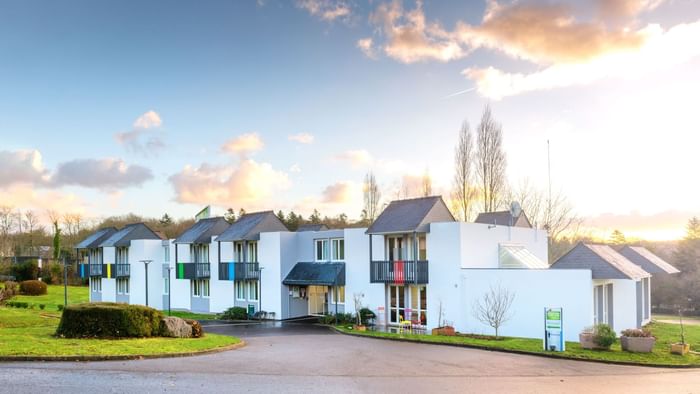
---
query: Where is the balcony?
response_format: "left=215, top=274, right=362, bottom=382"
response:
left=370, top=260, right=429, bottom=284
left=219, top=262, right=260, bottom=281
left=175, top=262, right=210, bottom=280
left=115, top=263, right=130, bottom=278
left=88, top=263, right=103, bottom=277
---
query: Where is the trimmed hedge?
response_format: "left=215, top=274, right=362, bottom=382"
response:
left=19, top=280, right=47, bottom=296
left=56, top=302, right=164, bottom=338
left=220, top=306, right=248, bottom=320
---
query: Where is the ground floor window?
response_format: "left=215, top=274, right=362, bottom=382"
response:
left=163, top=277, right=169, bottom=295
left=90, top=277, right=102, bottom=292
left=593, top=284, right=613, bottom=325
left=192, top=279, right=210, bottom=298
left=329, top=286, right=345, bottom=304
left=388, top=285, right=427, bottom=326
left=117, top=278, right=130, bottom=295
left=235, top=281, right=246, bottom=300
left=248, top=281, right=259, bottom=301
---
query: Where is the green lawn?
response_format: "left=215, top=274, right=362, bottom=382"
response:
left=335, top=322, right=700, bottom=366
left=167, top=310, right=221, bottom=320
left=0, top=285, right=240, bottom=358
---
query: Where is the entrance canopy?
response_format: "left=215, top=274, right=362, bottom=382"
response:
left=283, top=262, right=345, bottom=286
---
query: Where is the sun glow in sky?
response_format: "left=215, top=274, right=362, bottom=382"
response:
left=1, top=0, right=699, bottom=240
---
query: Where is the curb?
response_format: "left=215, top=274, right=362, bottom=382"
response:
left=0, top=340, right=246, bottom=362
left=329, top=326, right=700, bottom=369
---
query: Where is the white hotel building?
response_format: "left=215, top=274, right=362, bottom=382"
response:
left=78, top=196, right=678, bottom=341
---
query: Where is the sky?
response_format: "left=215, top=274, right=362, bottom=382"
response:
left=1, top=0, right=700, bottom=240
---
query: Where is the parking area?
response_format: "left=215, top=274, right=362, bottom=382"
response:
left=1, top=319, right=700, bottom=393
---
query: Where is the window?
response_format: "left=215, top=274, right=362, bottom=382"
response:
left=418, top=235, right=427, bottom=260
left=236, top=281, right=246, bottom=300
left=202, top=279, right=210, bottom=297
left=329, top=286, right=345, bottom=304
left=248, top=281, right=259, bottom=301
left=191, top=279, right=210, bottom=297
left=117, top=278, right=130, bottom=295
left=331, top=239, right=344, bottom=261
left=248, top=242, right=258, bottom=262
left=315, top=239, right=329, bottom=261
left=163, top=245, right=170, bottom=263
left=191, top=244, right=209, bottom=263
left=234, top=242, right=244, bottom=262
left=192, top=280, right=201, bottom=297
left=388, top=236, right=404, bottom=261
left=116, top=247, right=129, bottom=265
left=163, top=277, right=169, bottom=295
left=90, top=278, right=102, bottom=292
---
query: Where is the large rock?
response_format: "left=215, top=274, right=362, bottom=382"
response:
left=160, top=316, right=192, bottom=338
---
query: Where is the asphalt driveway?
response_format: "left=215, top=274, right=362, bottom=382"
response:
left=1, top=319, right=699, bottom=393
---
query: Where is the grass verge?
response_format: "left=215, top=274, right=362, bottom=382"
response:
left=0, top=286, right=240, bottom=358
left=334, top=322, right=700, bottom=367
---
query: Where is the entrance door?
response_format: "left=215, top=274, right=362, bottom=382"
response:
left=389, top=285, right=405, bottom=324
left=388, top=236, right=404, bottom=261
left=308, top=286, right=327, bottom=315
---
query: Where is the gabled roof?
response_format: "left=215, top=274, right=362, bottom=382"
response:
left=174, top=217, right=229, bottom=244
left=216, top=211, right=288, bottom=242
left=282, top=262, right=345, bottom=286
left=297, top=224, right=329, bottom=232
left=551, top=243, right=650, bottom=280
left=619, top=246, right=680, bottom=275
left=75, top=227, right=118, bottom=249
left=99, top=223, right=163, bottom=248
left=475, top=211, right=532, bottom=228
left=366, top=196, right=455, bottom=234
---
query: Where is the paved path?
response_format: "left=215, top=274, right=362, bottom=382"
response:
left=1, top=320, right=699, bottom=393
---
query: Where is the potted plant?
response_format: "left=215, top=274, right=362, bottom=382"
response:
left=431, top=300, right=455, bottom=336
left=352, top=293, right=366, bottom=331
left=579, top=324, right=616, bottom=350
left=671, top=309, right=690, bottom=355
left=620, top=328, right=656, bottom=353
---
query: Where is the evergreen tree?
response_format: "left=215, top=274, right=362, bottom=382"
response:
left=609, top=229, right=626, bottom=245
left=52, top=222, right=61, bottom=260
left=159, top=213, right=173, bottom=226
left=238, top=208, right=247, bottom=218
left=685, top=216, right=700, bottom=240
left=224, top=208, right=236, bottom=224
left=309, top=209, right=322, bottom=224
left=276, top=210, right=286, bottom=226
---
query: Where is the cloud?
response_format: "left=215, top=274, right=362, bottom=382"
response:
left=169, top=159, right=291, bottom=209
left=294, top=180, right=363, bottom=217
left=357, top=38, right=378, bottom=59
left=288, top=132, right=315, bottom=144
left=596, top=0, right=665, bottom=19
left=132, top=110, right=162, bottom=129
left=296, top=0, right=351, bottom=22
left=321, top=181, right=359, bottom=204
left=115, top=110, right=166, bottom=156
left=583, top=209, right=698, bottom=240
left=0, top=184, right=88, bottom=217
left=0, top=149, right=50, bottom=186
left=333, top=149, right=373, bottom=168
left=463, top=20, right=700, bottom=99
left=221, top=133, right=264, bottom=156
left=51, top=158, right=153, bottom=190
left=333, top=148, right=413, bottom=174
left=289, top=163, right=302, bottom=173
left=369, top=0, right=464, bottom=63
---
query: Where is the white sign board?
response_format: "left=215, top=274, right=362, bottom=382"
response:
left=544, top=307, right=564, bottom=352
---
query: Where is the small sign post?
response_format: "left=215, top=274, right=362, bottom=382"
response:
left=544, top=307, right=564, bottom=352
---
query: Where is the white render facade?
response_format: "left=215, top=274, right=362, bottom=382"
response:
left=79, top=197, right=677, bottom=342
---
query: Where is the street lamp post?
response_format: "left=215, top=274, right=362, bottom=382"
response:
left=140, top=260, right=152, bottom=307
left=63, top=256, right=68, bottom=307
left=259, top=266, right=264, bottom=317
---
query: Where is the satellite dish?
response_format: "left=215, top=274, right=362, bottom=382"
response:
left=510, top=201, right=522, bottom=218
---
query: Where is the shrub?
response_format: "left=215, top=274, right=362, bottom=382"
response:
left=57, top=304, right=64, bottom=311
left=621, top=328, right=653, bottom=338
left=320, top=313, right=354, bottom=325
left=18, top=302, right=29, bottom=308
left=0, top=280, right=19, bottom=303
left=56, top=302, right=164, bottom=338
left=10, top=260, right=39, bottom=281
left=184, top=318, right=204, bottom=338
left=39, top=304, right=46, bottom=310
left=593, top=324, right=617, bottom=348
left=219, top=306, right=248, bottom=321
left=359, top=308, right=376, bottom=325
left=19, top=280, right=47, bottom=296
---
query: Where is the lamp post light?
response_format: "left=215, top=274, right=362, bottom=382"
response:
left=259, top=266, right=264, bottom=317
left=140, top=260, right=152, bottom=307
left=63, top=256, right=68, bottom=307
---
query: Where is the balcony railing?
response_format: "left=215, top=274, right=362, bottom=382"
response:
left=176, top=262, right=210, bottom=280
left=89, top=263, right=103, bottom=277
left=219, top=262, right=260, bottom=281
left=115, top=263, right=130, bottom=277
left=370, top=260, right=429, bottom=284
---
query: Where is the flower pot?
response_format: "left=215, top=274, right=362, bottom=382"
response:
left=353, top=324, right=367, bottom=332
left=620, top=336, right=656, bottom=353
left=670, top=343, right=690, bottom=355
left=431, top=326, right=455, bottom=336
left=579, top=333, right=609, bottom=350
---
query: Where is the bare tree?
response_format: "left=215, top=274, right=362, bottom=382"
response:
left=0, top=206, right=15, bottom=257
left=63, top=213, right=84, bottom=238
left=421, top=169, right=432, bottom=197
left=472, top=283, right=515, bottom=338
left=362, top=171, right=381, bottom=222
left=24, top=210, right=41, bottom=255
left=353, top=292, right=365, bottom=326
left=475, top=105, right=507, bottom=213
left=452, top=120, right=477, bottom=221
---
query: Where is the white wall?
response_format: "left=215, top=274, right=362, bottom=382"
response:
left=345, top=228, right=384, bottom=320
left=170, top=241, right=190, bottom=310
left=460, top=269, right=593, bottom=342
left=209, top=238, right=234, bottom=313
left=609, top=279, right=639, bottom=333
left=128, top=239, right=166, bottom=310
left=260, top=232, right=284, bottom=318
